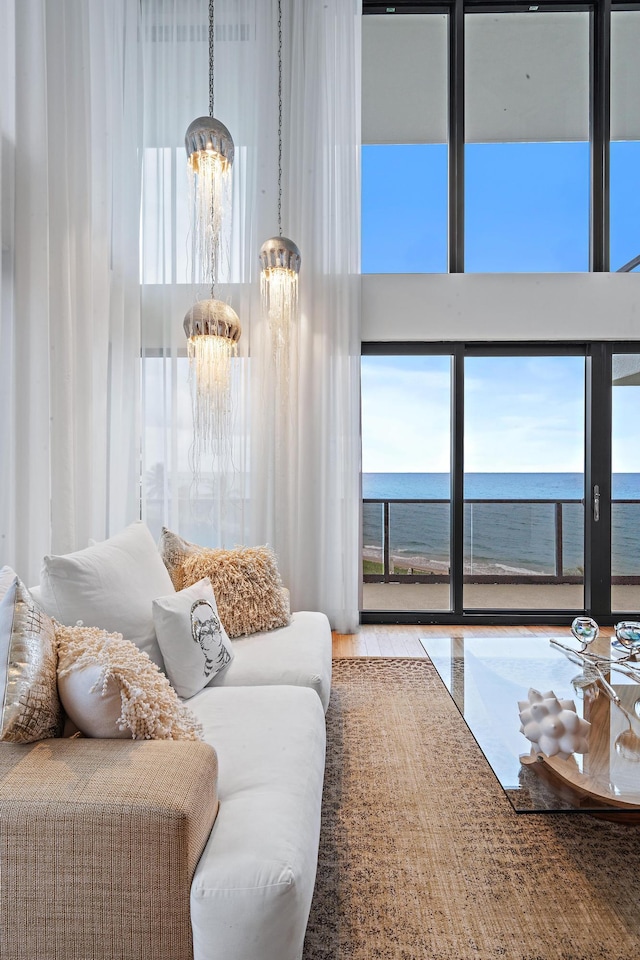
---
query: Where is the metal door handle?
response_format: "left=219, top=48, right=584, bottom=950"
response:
left=593, top=484, right=600, bottom=523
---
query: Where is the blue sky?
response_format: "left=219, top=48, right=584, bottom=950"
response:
left=362, top=141, right=640, bottom=273
left=361, top=141, right=640, bottom=473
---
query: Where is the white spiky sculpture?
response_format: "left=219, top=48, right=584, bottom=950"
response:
left=518, top=688, right=591, bottom=760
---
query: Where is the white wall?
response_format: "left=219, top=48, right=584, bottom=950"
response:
left=362, top=273, right=640, bottom=342
left=146, top=275, right=640, bottom=346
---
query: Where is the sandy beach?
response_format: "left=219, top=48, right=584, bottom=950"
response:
left=362, top=545, right=543, bottom=578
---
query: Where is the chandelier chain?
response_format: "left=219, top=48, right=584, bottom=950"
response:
left=209, top=0, right=215, bottom=117
left=277, top=0, right=283, bottom=237
left=209, top=0, right=215, bottom=298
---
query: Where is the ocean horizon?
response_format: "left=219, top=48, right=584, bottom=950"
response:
left=363, top=472, right=640, bottom=500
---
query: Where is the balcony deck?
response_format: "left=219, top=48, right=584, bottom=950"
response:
left=363, top=580, right=640, bottom=612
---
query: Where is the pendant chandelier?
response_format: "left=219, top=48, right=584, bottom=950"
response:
left=184, top=0, right=241, bottom=455
left=183, top=299, right=241, bottom=453
left=186, top=0, right=234, bottom=290
left=259, top=0, right=301, bottom=362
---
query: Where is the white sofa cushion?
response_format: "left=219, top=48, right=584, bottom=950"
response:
left=38, top=521, right=174, bottom=670
left=207, top=611, right=332, bottom=712
left=188, top=685, right=326, bottom=960
left=152, top=578, right=234, bottom=699
left=28, top=585, right=43, bottom=605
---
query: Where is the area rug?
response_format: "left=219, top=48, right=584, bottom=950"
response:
left=303, top=657, right=640, bottom=960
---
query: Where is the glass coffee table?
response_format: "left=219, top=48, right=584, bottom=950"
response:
left=422, top=635, right=640, bottom=820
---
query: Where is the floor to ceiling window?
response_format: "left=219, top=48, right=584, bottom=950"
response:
left=363, top=0, right=640, bottom=273
left=463, top=354, right=585, bottom=610
left=610, top=10, right=640, bottom=272
left=362, top=343, right=640, bottom=624
left=611, top=354, right=640, bottom=613
left=361, top=3, right=640, bottom=623
left=361, top=13, right=448, bottom=273
left=362, top=354, right=452, bottom=611
left=464, top=12, right=590, bottom=272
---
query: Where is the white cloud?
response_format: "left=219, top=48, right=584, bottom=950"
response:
left=361, top=362, right=451, bottom=472
left=362, top=355, right=591, bottom=474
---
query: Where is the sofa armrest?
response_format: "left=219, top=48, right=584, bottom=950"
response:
left=0, top=738, right=218, bottom=960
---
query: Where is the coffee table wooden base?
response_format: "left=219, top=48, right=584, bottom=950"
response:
left=520, top=753, right=640, bottom=823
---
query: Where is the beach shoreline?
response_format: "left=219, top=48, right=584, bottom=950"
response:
left=362, top=545, right=548, bottom=578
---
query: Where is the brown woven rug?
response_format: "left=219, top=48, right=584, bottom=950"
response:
left=303, top=657, right=640, bottom=960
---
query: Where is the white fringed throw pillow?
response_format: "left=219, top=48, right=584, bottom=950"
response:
left=56, top=622, right=204, bottom=740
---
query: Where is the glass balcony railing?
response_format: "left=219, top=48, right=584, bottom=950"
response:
left=363, top=497, right=640, bottom=585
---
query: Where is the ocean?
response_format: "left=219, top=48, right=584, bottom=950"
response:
left=362, top=473, right=640, bottom=577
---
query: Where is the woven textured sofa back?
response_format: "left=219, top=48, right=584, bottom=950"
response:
left=0, top=738, right=219, bottom=960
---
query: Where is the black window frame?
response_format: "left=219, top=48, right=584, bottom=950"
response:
left=361, top=340, right=640, bottom=626
left=363, top=0, right=640, bottom=274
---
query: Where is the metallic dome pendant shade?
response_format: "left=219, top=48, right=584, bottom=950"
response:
left=185, top=116, right=234, bottom=169
left=259, top=237, right=301, bottom=357
left=184, top=300, right=242, bottom=454
left=259, top=0, right=301, bottom=368
left=185, top=116, right=234, bottom=289
left=185, top=0, right=234, bottom=289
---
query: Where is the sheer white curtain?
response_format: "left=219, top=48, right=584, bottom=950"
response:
left=0, top=0, right=141, bottom=585
left=254, top=0, right=362, bottom=632
left=139, top=0, right=263, bottom=551
left=140, top=0, right=361, bottom=631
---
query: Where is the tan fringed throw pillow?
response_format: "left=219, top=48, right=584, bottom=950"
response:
left=159, top=530, right=290, bottom=639
left=159, top=527, right=203, bottom=592
left=56, top=622, right=204, bottom=741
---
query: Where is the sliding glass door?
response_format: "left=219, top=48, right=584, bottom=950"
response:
left=361, top=341, right=640, bottom=625
left=611, top=354, right=640, bottom=614
left=463, top=354, right=585, bottom=611
left=361, top=354, right=452, bottom=612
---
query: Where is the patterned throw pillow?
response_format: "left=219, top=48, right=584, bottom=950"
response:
left=0, top=567, right=64, bottom=742
left=159, top=529, right=291, bottom=639
left=152, top=578, right=235, bottom=700
left=56, top=622, right=204, bottom=740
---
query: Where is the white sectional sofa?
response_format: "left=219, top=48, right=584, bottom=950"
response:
left=188, top=684, right=327, bottom=960
left=0, top=525, right=332, bottom=960
left=206, top=610, right=332, bottom=711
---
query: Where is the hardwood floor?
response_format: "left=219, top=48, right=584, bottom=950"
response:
left=332, top=622, right=615, bottom=658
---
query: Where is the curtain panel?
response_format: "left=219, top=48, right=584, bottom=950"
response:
left=0, top=0, right=141, bottom=586
left=1, top=0, right=361, bottom=630
left=141, top=0, right=362, bottom=631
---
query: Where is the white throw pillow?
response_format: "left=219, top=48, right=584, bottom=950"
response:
left=39, top=521, right=175, bottom=669
left=152, top=578, right=234, bottom=699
